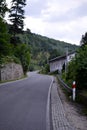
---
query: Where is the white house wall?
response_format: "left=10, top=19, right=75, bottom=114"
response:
left=67, top=53, right=75, bottom=62
left=49, top=53, right=75, bottom=72
left=50, top=59, right=65, bottom=72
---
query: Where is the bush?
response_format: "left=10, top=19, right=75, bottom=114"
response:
left=75, top=46, right=87, bottom=90
left=65, top=45, right=87, bottom=90
left=0, top=55, right=20, bottom=65
left=40, top=64, right=50, bottom=74
left=14, top=44, right=30, bottom=74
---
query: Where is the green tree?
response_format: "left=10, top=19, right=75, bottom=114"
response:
left=75, top=46, right=87, bottom=90
left=65, top=58, right=76, bottom=86
left=49, top=49, right=61, bottom=59
left=65, top=32, right=87, bottom=90
left=15, top=44, right=30, bottom=74
left=0, top=1, right=12, bottom=57
left=9, top=0, right=26, bottom=45
left=66, top=45, right=87, bottom=90
left=80, top=32, right=87, bottom=46
left=0, top=0, right=8, bottom=17
left=9, top=0, right=26, bottom=35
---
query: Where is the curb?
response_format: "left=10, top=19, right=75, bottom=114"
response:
left=46, top=76, right=54, bottom=130
left=51, top=78, right=76, bottom=130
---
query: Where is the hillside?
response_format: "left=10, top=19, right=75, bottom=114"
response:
left=19, top=30, right=78, bottom=70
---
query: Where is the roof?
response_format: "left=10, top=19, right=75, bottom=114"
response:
left=49, top=51, right=76, bottom=63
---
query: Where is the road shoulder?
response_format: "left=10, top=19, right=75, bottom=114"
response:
left=51, top=77, right=87, bottom=130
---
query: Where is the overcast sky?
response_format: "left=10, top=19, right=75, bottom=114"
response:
left=6, top=0, right=87, bottom=45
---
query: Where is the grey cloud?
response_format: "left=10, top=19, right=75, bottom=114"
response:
left=25, top=0, right=47, bottom=17
left=76, top=2, right=87, bottom=17
left=43, top=12, right=75, bottom=23
left=43, top=1, right=87, bottom=23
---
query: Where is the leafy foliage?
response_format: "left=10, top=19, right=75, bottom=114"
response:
left=0, top=55, right=20, bottom=65
left=40, top=64, right=50, bottom=74
left=75, top=46, right=87, bottom=89
left=18, top=31, right=78, bottom=70
left=0, top=4, right=12, bottom=57
left=66, top=43, right=87, bottom=90
left=80, top=32, right=87, bottom=46
left=0, top=0, right=30, bottom=76
left=9, top=0, right=26, bottom=45
left=14, top=44, right=30, bottom=74
left=65, top=58, right=76, bottom=87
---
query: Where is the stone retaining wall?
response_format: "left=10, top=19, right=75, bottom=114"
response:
left=0, top=63, right=24, bottom=81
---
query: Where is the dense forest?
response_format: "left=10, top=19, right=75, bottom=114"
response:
left=18, top=30, right=78, bottom=70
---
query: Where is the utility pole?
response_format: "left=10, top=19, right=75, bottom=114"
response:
left=65, top=47, right=68, bottom=74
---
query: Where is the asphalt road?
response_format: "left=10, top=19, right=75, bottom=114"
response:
left=0, top=72, right=52, bottom=130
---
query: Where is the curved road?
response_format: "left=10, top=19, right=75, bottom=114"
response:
left=0, top=72, right=52, bottom=130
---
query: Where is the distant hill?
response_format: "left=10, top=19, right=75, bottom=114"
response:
left=19, top=30, right=79, bottom=70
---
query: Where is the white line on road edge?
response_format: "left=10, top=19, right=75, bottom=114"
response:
left=0, top=76, right=28, bottom=86
left=0, top=71, right=39, bottom=86
left=46, top=76, right=54, bottom=130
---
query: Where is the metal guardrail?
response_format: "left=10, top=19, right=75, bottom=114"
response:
left=57, top=75, right=72, bottom=93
